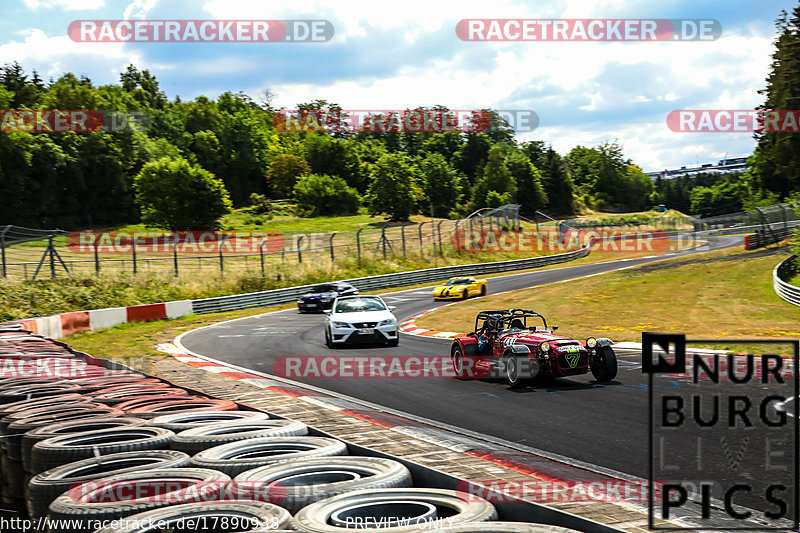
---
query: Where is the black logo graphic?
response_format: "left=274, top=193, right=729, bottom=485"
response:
left=642, top=332, right=686, bottom=374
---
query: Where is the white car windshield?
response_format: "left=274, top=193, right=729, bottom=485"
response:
left=334, top=298, right=386, bottom=313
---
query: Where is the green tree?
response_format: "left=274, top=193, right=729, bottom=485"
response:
left=747, top=6, right=800, bottom=200
left=120, top=64, right=167, bottom=109
left=486, top=190, right=511, bottom=208
left=293, top=174, right=360, bottom=216
left=540, top=148, right=576, bottom=215
left=134, top=157, right=232, bottom=230
left=267, top=154, right=311, bottom=197
left=506, top=151, right=547, bottom=216
left=566, top=142, right=652, bottom=211
left=689, top=180, right=748, bottom=217
left=189, top=130, right=222, bottom=176
left=0, top=62, right=43, bottom=107
left=419, top=132, right=463, bottom=161
left=366, top=153, right=422, bottom=221
left=419, top=152, right=459, bottom=218
left=471, top=145, right=517, bottom=209
left=452, top=132, right=492, bottom=182
left=304, top=134, right=366, bottom=192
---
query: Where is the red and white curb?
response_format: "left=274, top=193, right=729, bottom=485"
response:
left=399, top=304, right=464, bottom=339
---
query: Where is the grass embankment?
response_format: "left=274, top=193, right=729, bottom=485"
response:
left=0, top=234, right=699, bottom=322
left=117, top=210, right=441, bottom=235
left=415, top=245, right=800, bottom=345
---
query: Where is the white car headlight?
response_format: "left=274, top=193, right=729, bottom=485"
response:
left=586, top=337, right=597, bottom=348
left=321, top=297, right=333, bottom=302
left=331, top=321, right=351, bottom=328
left=377, top=319, right=395, bottom=327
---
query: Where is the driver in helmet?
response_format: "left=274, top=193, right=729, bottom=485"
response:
left=477, top=314, right=503, bottom=353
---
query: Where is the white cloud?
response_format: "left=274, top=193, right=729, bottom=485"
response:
left=23, top=0, right=105, bottom=10
left=123, top=0, right=160, bottom=20
left=0, top=28, right=141, bottom=82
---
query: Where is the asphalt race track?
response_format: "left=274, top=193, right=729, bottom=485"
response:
left=182, top=235, right=777, bottom=489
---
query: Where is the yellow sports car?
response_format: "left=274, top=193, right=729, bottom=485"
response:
left=432, top=277, right=487, bottom=300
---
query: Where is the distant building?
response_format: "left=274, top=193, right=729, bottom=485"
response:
left=645, top=156, right=749, bottom=179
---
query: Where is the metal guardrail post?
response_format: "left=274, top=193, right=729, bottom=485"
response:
left=173, top=244, right=179, bottom=276
left=356, top=228, right=364, bottom=265
left=94, top=239, right=100, bottom=275
left=260, top=240, right=267, bottom=276
left=418, top=222, right=424, bottom=255
left=381, top=227, right=387, bottom=260
left=132, top=242, right=137, bottom=275
left=49, top=237, right=56, bottom=278
left=0, top=226, right=7, bottom=278
left=297, top=235, right=305, bottom=264
left=329, top=233, right=336, bottom=263
left=781, top=203, right=790, bottom=232
left=431, top=223, right=436, bottom=258
left=219, top=234, right=230, bottom=274
left=401, top=225, right=406, bottom=260
left=437, top=220, right=444, bottom=256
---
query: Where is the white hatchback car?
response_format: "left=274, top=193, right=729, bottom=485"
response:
left=324, top=295, right=399, bottom=348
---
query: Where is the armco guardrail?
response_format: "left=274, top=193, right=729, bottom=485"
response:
left=698, top=220, right=800, bottom=238
left=191, top=245, right=593, bottom=314
left=774, top=255, right=800, bottom=306
left=190, top=231, right=711, bottom=314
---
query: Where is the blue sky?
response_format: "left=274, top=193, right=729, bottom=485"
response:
left=0, top=0, right=796, bottom=171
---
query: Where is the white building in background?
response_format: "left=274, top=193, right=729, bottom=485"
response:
left=646, top=156, right=749, bottom=180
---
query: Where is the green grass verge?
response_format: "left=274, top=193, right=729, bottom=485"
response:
left=65, top=305, right=292, bottom=376
left=415, top=245, right=800, bottom=345
left=0, top=235, right=701, bottom=322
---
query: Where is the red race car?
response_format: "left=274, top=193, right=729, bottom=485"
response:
left=449, top=309, right=617, bottom=388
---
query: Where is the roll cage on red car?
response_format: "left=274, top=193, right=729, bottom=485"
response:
left=449, top=309, right=618, bottom=388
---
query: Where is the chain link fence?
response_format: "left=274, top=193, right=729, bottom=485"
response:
left=0, top=208, right=523, bottom=281
left=4, top=202, right=797, bottom=282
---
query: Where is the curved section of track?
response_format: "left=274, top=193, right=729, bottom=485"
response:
left=180, top=236, right=742, bottom=479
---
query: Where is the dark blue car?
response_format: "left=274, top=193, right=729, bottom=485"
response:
left=296, top=282, right=359, bottom=312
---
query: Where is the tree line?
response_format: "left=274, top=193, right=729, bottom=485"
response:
left=2, top=0, right=800, bottom=232
left=0, top=66, right=653, bottom=230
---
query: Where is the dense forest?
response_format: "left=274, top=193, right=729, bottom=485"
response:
left=1, top=6, right=798, bottom=230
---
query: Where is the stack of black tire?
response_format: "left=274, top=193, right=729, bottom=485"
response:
left=0, top=329, right=578, bottom=533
